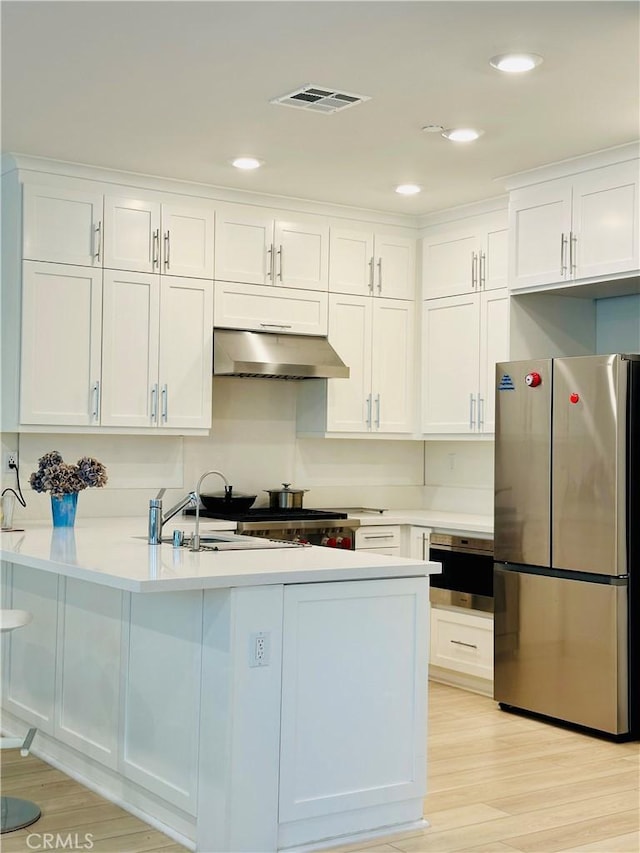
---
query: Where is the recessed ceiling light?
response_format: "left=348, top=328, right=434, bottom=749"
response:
left=441, top=128, right=484, bottom=143
left=489, top=53, right=544, bottom=73
left=395, top=184, right=421, bottom=195
left=231, top=157, right=262, bottom=170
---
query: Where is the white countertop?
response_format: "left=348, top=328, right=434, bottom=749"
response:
left=340, top=509, right=493, bottom=536
left=0, top=517, right=440, bottom=593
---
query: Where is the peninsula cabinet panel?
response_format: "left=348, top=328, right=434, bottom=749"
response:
left=215, top=203, right=329, bottom=290
left=279, top=579, right=428, bottom=824
left=509, top=159, right=639, bottom=290
left=20, top=261, right=103, bottom=426
left=329, top=227, right=416, bottom=300
left=2, top=565, right=58, bottom=733
left=55, top=577, right=122, bottom=770
left=23, top=184, right=104, bottom=268
left=121, top=592, right=203, bottom=815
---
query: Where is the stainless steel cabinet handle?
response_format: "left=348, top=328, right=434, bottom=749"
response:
left=471, top=251, right=478, bottom=289
left=377, top=257, right=382, bottom=293
left=450, top=639, right=478, bottom=649
left=363, top=533, right=395, bottom=540
left=277, top=245, right=283, bottom=281
left=164, top=231, right=170, bottom=269
left=478, top=394, right=485, bottom=430
left=422, top=532, right=428, bottom=561
left=479, top=251, right=486, bottom=288
left=94, top=221, right=102, bottom=263
left=152, top=229, right=160, bottom=268
left=469, top=393, right=476, bottom=430
left=375, top=393, right=381, bottom=428
left=560, top=232, right=568, bottom=276
left=260, top=323, right=292, bottom=329
left=366, top=393, right=372, bottom=429
left=267, top=245, right=274, bottom=280
left=570, top=231, right=577, bottom=275
left=151, top=383, right=158, bottom=422
left=161, top=384, right=168, bottom=422
left=91, top=381, right=100, bottom=421
left=368, top=257, right=375, bottom=293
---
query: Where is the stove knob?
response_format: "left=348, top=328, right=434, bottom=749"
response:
left=327, top=537, right=337, bottom=548
left=340, top=536, right=352, bottom=549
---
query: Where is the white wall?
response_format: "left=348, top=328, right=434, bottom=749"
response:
left=596, top=295, right=640, bottom=353
left=422, top=441, right=494, bottom=515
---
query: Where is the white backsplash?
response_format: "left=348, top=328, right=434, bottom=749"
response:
left=4, top=379, right=494, bottom=523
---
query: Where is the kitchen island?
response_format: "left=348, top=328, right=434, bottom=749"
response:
left=1, top=519, right=440, bottom=852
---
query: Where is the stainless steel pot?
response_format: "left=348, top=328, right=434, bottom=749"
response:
left=200, top=486, right=257, bottom=513
left=264, top=483, right=309, bottom=510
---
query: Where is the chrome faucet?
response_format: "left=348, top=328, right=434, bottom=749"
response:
left=148, top=487, right=198, bottom=544
left=191, top=470, right=229, bottom=551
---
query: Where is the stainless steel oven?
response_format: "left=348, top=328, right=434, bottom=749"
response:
left=429, top=533, right=494, bottom=613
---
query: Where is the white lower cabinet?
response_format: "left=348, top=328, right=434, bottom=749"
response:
left=403, top=525, right=431, bottom=560
left=430, top=605, right=493, bottom=692
left=422, top=288, right=508, bottom=435
left=355, top=525, right=402, bottom=555
left=214, top=280, right=328, bottom=335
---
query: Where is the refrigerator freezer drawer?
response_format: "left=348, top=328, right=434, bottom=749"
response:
left=494, top=567, right=629, bottom=735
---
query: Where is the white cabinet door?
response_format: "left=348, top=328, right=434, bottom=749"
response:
left=422, top=294, right=479, bottom=434
left=326, top=294, right=372, bottom=432
left=478, top=288, right=509, bottom=434
left=160, top=203, right=214, bottom=279
left=103, top=196, right=160, bottom=274
left=422, top=226, right=480, bottom=299
left=375, top=233, right=416, bottom=300
left=430, top=606, right=493, bottom=681
left=279, top=579, right=427, bottom=822
left=20, top=261, right=103, bottom=426
left=509, top=180, right=573, bottom=290
left=572, top=161, right=639, bottom=280
left=214, top=203, right=273, bottom=285
left=23, top=185, right=103, bottom=267
left=371, top=298, right=415, bottom=432
left=214, top=281, right=328, bottom=336
left=405, top=526, right=431, bottom=560
left=483, top=213, right=509, bottom=292
left=274, top=215, right=329, bottom=291
left=158, top=277, right=213, bottom=429
left=328, top=227, right=374, bottom=296
left=101, top=270, right=161, bottom=427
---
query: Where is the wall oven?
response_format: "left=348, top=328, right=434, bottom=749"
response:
left=429, top=533, right=494, bottom=613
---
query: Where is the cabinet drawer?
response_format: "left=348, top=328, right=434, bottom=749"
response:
left=430, top=606, right=493, bottom=680
left=214, top=281, right=328, bottom=335
left=355, top=526, right=401, bottom=549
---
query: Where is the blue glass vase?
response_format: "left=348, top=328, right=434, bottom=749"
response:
left=51, top=493, right=78, bottom=527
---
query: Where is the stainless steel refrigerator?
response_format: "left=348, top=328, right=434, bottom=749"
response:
left=494, top=353, right=639, bottom=738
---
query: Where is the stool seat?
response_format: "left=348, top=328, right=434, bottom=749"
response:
left=0, top=610, right=32, bottom=633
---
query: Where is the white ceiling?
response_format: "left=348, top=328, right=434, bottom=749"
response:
left=2, top=1, right=639, bottom=217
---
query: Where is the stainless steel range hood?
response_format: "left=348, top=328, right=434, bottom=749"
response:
left=213, top=329, right=349, bottom=380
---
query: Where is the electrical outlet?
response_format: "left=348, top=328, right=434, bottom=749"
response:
left=3, top=451, right=18, bottom=474
left=249, top=631, right=270, bottom=667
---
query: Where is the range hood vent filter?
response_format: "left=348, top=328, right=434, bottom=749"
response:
left=213, top=329, right=349, bottom=380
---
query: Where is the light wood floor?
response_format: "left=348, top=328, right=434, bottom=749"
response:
left=2, top=682, right=638, bottom=853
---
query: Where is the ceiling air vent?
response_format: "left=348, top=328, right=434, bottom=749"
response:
left=270, top=85, right=370, bottom=114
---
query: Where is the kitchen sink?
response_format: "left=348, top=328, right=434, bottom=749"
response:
left=137, top=531, right=307, bottom=551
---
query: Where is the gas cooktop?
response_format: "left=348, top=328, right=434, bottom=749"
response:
left=184, top=507, right=348, bottom=523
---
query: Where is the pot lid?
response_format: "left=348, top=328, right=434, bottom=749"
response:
left=264, top=483, right=308, bottom=494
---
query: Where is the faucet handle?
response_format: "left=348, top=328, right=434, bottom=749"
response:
left=155, top=488, right=166, bottom=501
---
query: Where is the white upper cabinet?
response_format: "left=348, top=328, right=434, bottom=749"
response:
left=298, top=294, right=414, bottom=435
left=23, top=185, right=104, bottom=268
left=214, top=202, right=329, bottom=291
left=329, top=226, right=416, bottom=300
left=509, top=159, right=639, bottom=291
left=20, top=262, right=103, bottom=426
left=214, top=280, right=328, bottom=336
left=421, top=289, right=509, bottom=435
left=103, top=196, right=214, bottom=279
left=421, top=209, right=508, bottom=299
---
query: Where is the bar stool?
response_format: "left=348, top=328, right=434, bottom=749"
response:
left=1, top=609, right=41, bottom=833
